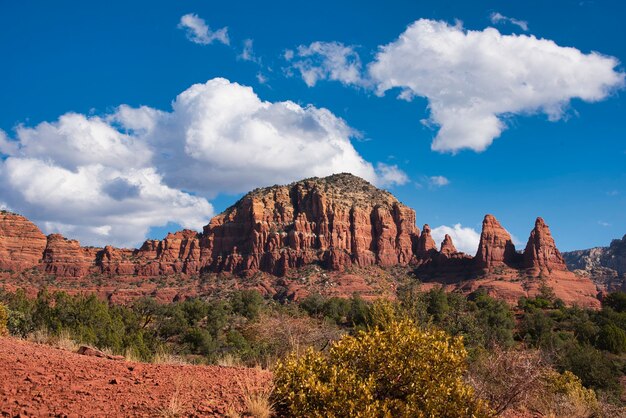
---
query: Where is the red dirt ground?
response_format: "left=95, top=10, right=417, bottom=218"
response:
left=0, top=337, right=271, bottom=417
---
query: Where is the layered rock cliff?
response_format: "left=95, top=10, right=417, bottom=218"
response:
left=0, top=174, right=419, bottom=277
left=201, top=173, right=419, bottom=275
left=0, top=175, right=601, bottom=307
left=0, top=212, right=47, bottom=272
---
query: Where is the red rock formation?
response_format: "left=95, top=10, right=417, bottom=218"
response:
left=42, top=234, right=99, bottom=277
left=0, top=175, right=602, bottom=308
left=474, top=215, right=521, bottom=269
left=523, top=217, right=567, bottom=272
left=0, top=212, right=47, bottom=272
left=203, top=173, right=419, bottom=275
left=439, top=234, right=457, bottom=256
left=415, top=224, right=437, bottom=255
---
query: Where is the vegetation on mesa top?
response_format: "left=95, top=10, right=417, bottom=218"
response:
left=230, top=173, right=401, bottom=214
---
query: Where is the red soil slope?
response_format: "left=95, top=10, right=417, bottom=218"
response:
left=0, top=337, right=270, bottom=417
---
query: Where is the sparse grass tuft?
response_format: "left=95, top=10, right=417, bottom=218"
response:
left=124, top=346, right=143, bottom=362
left=157, top=376, right=189, bottom=418
left=55, top=329, right=79, bottom=352
left=216, top=352, right=243, bottom=367
left=239, top=378, right=274, bottom=418
left=27, top=328, right=80, bottom=352
left=152, top=348, right=189, bottom=365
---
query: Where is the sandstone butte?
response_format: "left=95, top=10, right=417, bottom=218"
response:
left=0, top=173, right=600, bottom=308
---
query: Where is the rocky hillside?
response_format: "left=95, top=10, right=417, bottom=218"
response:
left=563, top=235, right=626, bottom=291
left=0, top=174, right=600, bottom=307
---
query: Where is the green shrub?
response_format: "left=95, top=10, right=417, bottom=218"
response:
left=273, top=319, right=493, bottom=417
left=473, top=293, right=515, bottom=348
left=603, top=292, right=626, bottom=313
left=558, top=342, right=620, bottom=393
left=597, top=323, right=626, bottom=353
left=230, top=289, right=264, bottom=320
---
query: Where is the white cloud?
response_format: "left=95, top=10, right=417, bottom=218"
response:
left=0, top=153, right=213, bottom=248
left=0, top=129, right=18, bottom=155
left=369, top=19, right=625, bottom=152
left=12, top=113, right=152, bottom=171
left=598, top=220, right=611, bottom=227
left=114, top=78, right=378, bottom=196
left=289, top=20, right=624, bottom=153
left=431, top=223, right=481, bottom=255
left=490, top=12, right=529, bottom=31
left=239, top=38, right=258, bottom=62
left=1, top=78, right=390, bottom=246
left=428, top=175, right=450, bottom=187
left=178, top=13, right=229, bottom=45
left=376, top=163, right=409, bottom=187
left=288, top=41, right=363, bottom=87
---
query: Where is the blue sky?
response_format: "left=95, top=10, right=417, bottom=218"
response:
left=0, top=0, right=624, bottom=252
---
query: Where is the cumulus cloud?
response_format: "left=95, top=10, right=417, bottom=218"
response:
left=0, top=129, right=17, bottom=156
left=290, top=19, right=624, bottom=153
left=178, top=13, right=229, bottom=45
left=113, top=78, right=378, bottom=195
left=287, top=41, right=363, bottom=87
left=431, top=223, right=481, bottom=255
left=489, top=12, right=529, bottom=31
left=376, top=163, right=409, bottom=187
left=0, top=148, right=213, bottom=248
left=1, top=78, right=393, bottom=246
left=369, top=19, right=625, bottom=152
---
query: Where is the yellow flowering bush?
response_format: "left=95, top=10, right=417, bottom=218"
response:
left=540, top=370, right=599, bottom=416
left=272, top=319, right=493, bottom=417
left=0, top=303, right=8, bottom=336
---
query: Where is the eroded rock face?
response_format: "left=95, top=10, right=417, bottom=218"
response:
left=440, top=234, right=457, bottom=256
left=0, top=212, right=47, bottom=272
left=523, top=217, right=567, bottom=271
left=42, top=234, right=99, bottom=277
left=563, top=234, right=626, bottom=292
left=202, top=173, right=419, bottom=275
left=0, top=176, right=602, bottom=308
left=474, top=214, right=522, bottom=269
left=0, top=174, right=419, bottom=278
left=415, top=224, right=437, bottom=256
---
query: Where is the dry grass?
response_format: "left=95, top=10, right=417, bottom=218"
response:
left=157, top=376, right=189, bottom=418
left=27, top=328, right=79, bottom=352
left=224, top=407, right=241, bottom=418
left=152, top=349, right=189, bottom=365
left=124, top=346, right=143, bottom=362
left=99, top=346, right=116, bottom=356
left=238, top=377, right=274, bottom=418
left=54, top=329, right=79, bottom=352
left=217, top=353, right=243, bottom=367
